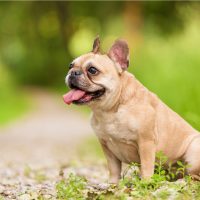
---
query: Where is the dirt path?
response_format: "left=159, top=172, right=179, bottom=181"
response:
left=0, top=89, right=93, bottom=164
left=0, top=90, right=106, bottom=199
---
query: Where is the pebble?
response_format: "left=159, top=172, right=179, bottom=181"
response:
left=0, top=185, right=4, bottom=194
left=18, top=194, right=31, bottom=200
left=0, top=162, right=107, bottom=199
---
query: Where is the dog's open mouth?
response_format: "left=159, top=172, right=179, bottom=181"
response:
left=63, top=88, right=105, bottom=105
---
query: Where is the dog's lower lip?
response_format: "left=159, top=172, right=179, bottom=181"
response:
left=73, top=88, right=105, bottom=104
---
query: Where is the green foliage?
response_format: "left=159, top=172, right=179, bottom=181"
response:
left=0, top=2, right=124, bottom=86
left=0, top=2, right=198, bottom=87
left=114, top=152, right=196, bottom=199
left=56, top=153, right=200, bottom=199
left=56, top=173, right=87, bottom=200
left=142, top=2, right=188, bottom=36
left=154, top=151, right=168, bottom=179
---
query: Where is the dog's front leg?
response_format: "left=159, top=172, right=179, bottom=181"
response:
left=138, top=140, right=156, bottom=179
left=100, top=139, right=121, bottom=184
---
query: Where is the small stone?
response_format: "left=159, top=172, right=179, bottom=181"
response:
left=18, top=194, right=31, bottom=200
left=43, top=194, right=52, bottom=199
left=4, top=190, right=12, bottom=196
left=0, top=185, right=4, bottom=194
left=95, top=183, right=110, bottom=190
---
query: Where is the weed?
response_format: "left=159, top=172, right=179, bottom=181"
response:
left=56, top=173, right=87, bottom=200
left=56, top=153, right=200, bottom=199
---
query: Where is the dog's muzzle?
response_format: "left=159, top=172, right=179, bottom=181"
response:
left=68, top=70, right=82, bottom=89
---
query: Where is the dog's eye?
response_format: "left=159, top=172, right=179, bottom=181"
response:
left=88, top=67, right=98, bottom=75
left=69, top=63, right=74, bottom=69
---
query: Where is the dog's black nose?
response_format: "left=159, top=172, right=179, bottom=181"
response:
left=68, top=71, right=82, bottom=89
left=71, top=71, right=82, bottom=76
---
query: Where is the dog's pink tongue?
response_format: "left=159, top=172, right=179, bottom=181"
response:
left=63, top=89, right=86, bottom=105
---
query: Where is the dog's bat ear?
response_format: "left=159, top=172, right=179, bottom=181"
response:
left=92, top=36, right=100, bottom=54
left=108, top=39, right=129, bottom=70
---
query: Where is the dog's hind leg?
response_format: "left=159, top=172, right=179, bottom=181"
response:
left=184, top=135, right=200, bottom=180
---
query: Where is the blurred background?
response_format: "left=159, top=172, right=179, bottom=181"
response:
left=0, top=2, right=200, bottom=135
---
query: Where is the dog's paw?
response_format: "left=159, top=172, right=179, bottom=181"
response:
left=191, top=174, right=200, bottom=181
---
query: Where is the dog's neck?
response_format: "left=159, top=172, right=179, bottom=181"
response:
left=90, top=71, right=140, bottom=113
left=119, top=71, right=138, bottom=104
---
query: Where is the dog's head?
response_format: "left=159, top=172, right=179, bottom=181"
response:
left=63, top=37, right=129, bottom=109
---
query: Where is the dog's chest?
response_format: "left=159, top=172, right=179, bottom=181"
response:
left=91, top=110, right=140, bottom=163
left=91, top=109, right=139, bottom=144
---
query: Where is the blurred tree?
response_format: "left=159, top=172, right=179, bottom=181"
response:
left=0, top=2, right=124, bottom=86
left=142, top=2, right=187, bottom=35
left=0, top=1, right=198, bottom=87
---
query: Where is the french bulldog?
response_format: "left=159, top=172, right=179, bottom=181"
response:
left=63, top=37, right=200, bottom=183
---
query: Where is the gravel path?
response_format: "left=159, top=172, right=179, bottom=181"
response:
left=0, top=90, right=106, bottom=199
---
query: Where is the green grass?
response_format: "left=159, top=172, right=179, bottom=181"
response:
left=56, top=173, right=87, bottom=200
left=56, top=152, right=200, bottom=200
